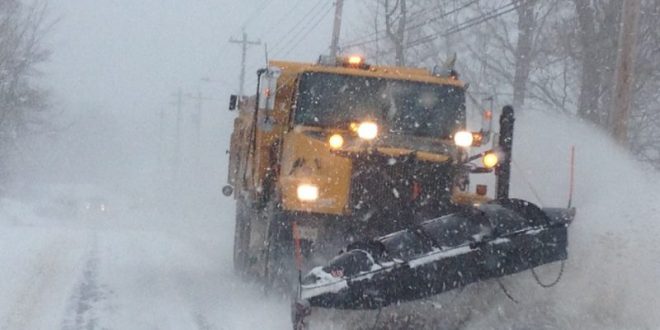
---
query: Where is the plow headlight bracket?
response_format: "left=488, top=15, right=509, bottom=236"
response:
left=454, top=131, right=473, bottom=147
left=464, top=149, right=500, bottom=173
left=357, top=122, right=378, bottom=140
left=297, top=184, right=319, bottom=202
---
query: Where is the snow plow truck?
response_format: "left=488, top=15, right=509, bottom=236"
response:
left=222, top=55, right=574, bottom=327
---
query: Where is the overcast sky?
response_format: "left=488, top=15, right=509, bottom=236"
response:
left=32, top=0, right=364, bottom=190
left=44, top=0, right=363, bottom=118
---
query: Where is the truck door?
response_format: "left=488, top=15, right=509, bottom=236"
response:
left=248, top=68, right=281, bottom=205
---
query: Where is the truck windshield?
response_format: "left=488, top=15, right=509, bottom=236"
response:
left=294, top=72, right=465, bottom=137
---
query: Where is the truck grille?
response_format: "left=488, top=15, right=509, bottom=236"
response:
left=349, top=152, right=454, bottom=233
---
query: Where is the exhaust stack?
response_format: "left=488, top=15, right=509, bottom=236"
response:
left=496, top=106, right=515, bottom=200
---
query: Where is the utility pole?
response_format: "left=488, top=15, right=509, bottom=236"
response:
left=194, top=90, right=202, bottom=149
left=158, top=107, right=165, bottom=164
left=329, top=0, right=345, bottom=58
left=184, top=89, right=222, bottom=167
left=374, top=0, right=380, bottom=64
left=173, top=88, right=183, bottom=180
left=229, top=31, right=261, bottom=100
left=185, top=90, right=204, bottom=167
left=611, top=0, right=641, bottom=146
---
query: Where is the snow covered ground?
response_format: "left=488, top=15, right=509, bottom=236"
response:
left=1, top=110, right=659, bottom=329
left=0, top=194, right=290, bottom=330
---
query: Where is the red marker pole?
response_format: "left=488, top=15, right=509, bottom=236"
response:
left=568, top=146, right=575, bottom=209
left=292, top=221, right=304, bottom=273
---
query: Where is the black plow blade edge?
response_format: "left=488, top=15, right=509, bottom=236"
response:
left=299, top=198, right=574, bottom=310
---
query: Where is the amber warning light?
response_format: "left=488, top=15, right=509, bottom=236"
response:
left=341, top=55, right=369, bottom=69
left=348, top=56, right=363, bottom=65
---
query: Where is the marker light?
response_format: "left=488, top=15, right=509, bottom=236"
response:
left=357, top=122, right=378, bottom=140
left=454, top=131, right=473, bottom=147
left=483, top=152, right=499, bottom=168
left=476, top=184, right=488, bottom=196
left=328, top=134, right=344, bottom=149
left=472, top=132, right=484, bottom=147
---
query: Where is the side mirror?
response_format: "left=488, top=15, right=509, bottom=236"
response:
left=229, top=94, right=238, bottom=111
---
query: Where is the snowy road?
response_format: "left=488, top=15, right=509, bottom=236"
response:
left=0, top=227, right=87, bottom=330
left=2, top=111, right=660, bottom=329
left=0, top=206, right=290, bottom=330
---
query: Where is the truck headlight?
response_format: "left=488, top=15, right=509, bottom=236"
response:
left=357, top=122, right=378, bottom=140
left=328, top=134, right=344, bottom=149
left=297, top=184, right=319, bottom=202
left=482, top=152, right=499, bottom=168
left=454, top=131, right=473, bottom=147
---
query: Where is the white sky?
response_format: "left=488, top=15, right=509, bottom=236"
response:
left=44, top=0, right=364, bottom=117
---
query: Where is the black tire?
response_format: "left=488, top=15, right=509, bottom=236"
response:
left=263, top=202, right=296, bottom=292
left=233, top=198, right=251, bottom=274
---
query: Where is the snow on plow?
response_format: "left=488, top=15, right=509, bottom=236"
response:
left=293, top=199, right=574, bottom=327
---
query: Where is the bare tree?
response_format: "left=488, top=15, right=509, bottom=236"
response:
left=384, top=0, right=408, bottom=66
left=511, top=0, right=536, bottom=108
left=0, top=0, right=52, bottom=191
left=342, top=0, right=427, bottom=66
left=457, top=1, right=568, bottom=111
left=348, top=0, right=660, bottom=169
left=628, top=0, right=660, bottom=168
left=572, top=0, right=622, bottom=126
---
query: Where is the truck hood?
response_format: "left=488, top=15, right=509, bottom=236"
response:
left=337, top=133, right=456, bottom=163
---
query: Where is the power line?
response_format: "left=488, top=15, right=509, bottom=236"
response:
left=344, top=0, right=477, bottom=47
left=341, top=0, right=479, bottom=49
left=406, top=1, right=520, bottom=47
left=370, top=1, right=520, bottom=58
left=271, top=2, right=333, bottom=57
left=268, top=0, right=328, bottom=55
left=408, top=0, right=484, bottom=36
left=243, top=1, right=333, bottom=89
left=261, top=0, right=307, bottom=35
left=280, top=4, right=335, bottom=58
left=236, top=0, right=310, bottom=66
left=240, top=0, right=273, bottom=30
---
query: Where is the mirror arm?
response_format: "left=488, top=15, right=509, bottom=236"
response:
left=470, top=167, right=493, bottom=174
left=462, top=149, right=495, bottom=165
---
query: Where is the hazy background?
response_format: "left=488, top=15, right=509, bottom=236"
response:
left=15, top=0, right=366, bottom=212
left=1, top=1, right=660, bottom=329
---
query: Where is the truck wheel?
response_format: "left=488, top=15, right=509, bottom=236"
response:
left=263, top=203, right=296, bottom=292
left=233, top=198, right=251, bottom=274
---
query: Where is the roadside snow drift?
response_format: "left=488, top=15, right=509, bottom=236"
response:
left=1, top=109, right=659, bottom=330
left=466, top=110, right=660, bottom=329
left=308, top=110, right=660, bottom=330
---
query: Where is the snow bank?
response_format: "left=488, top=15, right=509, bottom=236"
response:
left=2, top=108, right=658, bottom=329
left=308, top=110, right=660, bottom=329
left=464, top=110, right=660, bottom=329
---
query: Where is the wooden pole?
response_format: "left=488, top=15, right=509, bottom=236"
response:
left=329, top=0, right=344, bottom=58
left=229, top=32, right=261, bottom=100
left=611, top=0, right=641, bottom=145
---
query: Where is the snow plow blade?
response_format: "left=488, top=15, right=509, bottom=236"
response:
left=298, top=199, right=574, bottom=310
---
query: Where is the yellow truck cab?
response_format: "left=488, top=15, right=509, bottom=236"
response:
left=225, top=55, right=497, bottom=283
